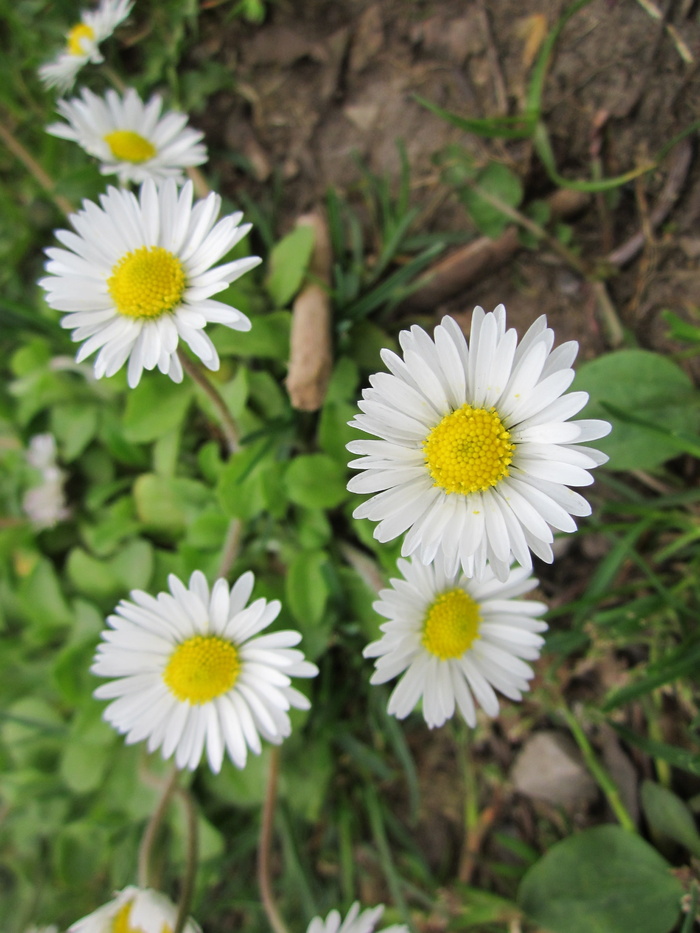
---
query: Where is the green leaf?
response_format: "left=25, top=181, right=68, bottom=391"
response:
left=285, top=454, right=348, bottom=509
left=133, top=474, right=210, bottom=537
left=573, top=349, right=700, bottom=470
left=641, top=780, right=700, bottom=857
left=285, top=549, right=330, bottom=628
left=265, top=226, right=315, bottom=307
left=460, top=162, right=523, bottom=238
left=122, top=374, right=193, bottom=443
left=213, top=310, right=291, bottom=359
left=518, top=825, right=683, bottom=933
left=610, top=724, right=700, bottom=777
left=51, top=403, right=99, bottom=461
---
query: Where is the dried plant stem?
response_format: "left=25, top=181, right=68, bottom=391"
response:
left=257, top=747, right=290, bottom=933
left=0, top=121, right=74, bottom=216
left=137, top=764, right=180, bottom=888
left=173, top=784, right=199, bottom=933
left=177, top=348, right=239, bottom=454
left=561, top=705, right=636, bottom=833
left=217, top=518, right=242, bottom=578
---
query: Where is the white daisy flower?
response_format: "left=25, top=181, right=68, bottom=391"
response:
left=92, top=570, right=319, bottom=773
left=39, top=178, right=261, bottom=388
left=364, top=555, right=548, bottom=729
left=39, top=0, right=134, bottom=93
left=68, top=885, right=200, bottom=933
left=307, top=902, right=409, bottom=933
left=46, top=87, right=207, bottom=185
left=348, top=306, right=611, bottom=581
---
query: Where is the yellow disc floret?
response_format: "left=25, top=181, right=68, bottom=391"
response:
left=104, top=130, right=157, bottom=164
left=108, top=246, right=186, bottom=319
left=112, top=899, right=173, bottom=933
left=66, top=22, right=95, bottom=55
left=422, top=588, right=481, bottom=660
left=164, top=634, right=240, bottom=704
left=424, top=404, right=514, bottom=495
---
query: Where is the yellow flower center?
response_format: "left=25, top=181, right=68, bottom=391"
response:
left=104, top=130, right=157, bottom=164
left=112, top=899, right=172, bottom=933
left=424, top=404, right=514, bottom=495
left=422, top=588, right=481, bottom=660
left=66, top=22, right=95, bottom=55
left=107, top=246, right=186, bottom=319
left=163, top=635, right=241, bottom=704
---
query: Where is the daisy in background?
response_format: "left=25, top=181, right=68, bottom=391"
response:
left=68, top=886, right=200, bottom=933
left=39, top=177, right=261, bottom=388
left=39, top=0, right=133, bottom=94
left=348, top=306, right=611, bottom=582
left=92, top=570, right=318, bottom=773
left=47, top=87, right=207, bottom=186
left=364, top=554, right=547, bottom=729
left=308, top=902, right=408, bottom=933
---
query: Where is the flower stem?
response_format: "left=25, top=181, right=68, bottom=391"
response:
left=102, top=63, right=128, bottom=93
left=257, top=747, right=290, bottom=933
left=177, top=348, right=239, bottom=454
left=173, top=784, right=199, bottom=933
left=137, top=764, right=180, bottom=888
left=0, top=120, right=75, bottom=216
left=217, top=518, right=242, bottom=578
left=560, top=704, right=636, bottom=832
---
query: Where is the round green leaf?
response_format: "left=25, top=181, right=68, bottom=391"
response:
left=573, top=349, right=700, bottom=470
left=285, top=454, right=348, bottom=509
left=518, top=825, right=683, bottom=933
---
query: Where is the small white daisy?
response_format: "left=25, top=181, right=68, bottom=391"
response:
left=307, top=903, right=409, bottom=933
left=92, top=570, right=319, bottom=773
left=348, top=306, right=611, bottom=581
left=23, top=434, right=70, bottom=529
left=39, top=178, right=261, bottom=388
left=39, top=0, right=134, bottom=93
left=46, top=87, right=207, bottom=185
left=68, top=885, right=200, bottom=933
left=364, top=555, right=547, bottom=729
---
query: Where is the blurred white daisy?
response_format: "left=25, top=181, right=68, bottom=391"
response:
left=23, top=926, right=59, bottom=933
left=364, top=555, right=547, bottom=728
left=68, top=885, right=200, bottom=933
left=22, top=434, right=69, bottom=529
left=47, top=87, right=207, bottom=185
left=348, top=306, right=611, bottom=581
left=307, top=902, right=408, bottom=933
left=39, top=0, right=134, bottom=93
left=39, top=178, right=261, bottom=388
left=92, top=570, right=319, bottom=772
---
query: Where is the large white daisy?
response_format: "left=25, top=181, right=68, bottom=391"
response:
left=307, top=903, right=408, bottom=933
left=92, top=570, right=319, bottom=773
left=348, top=306, right=611, bottom=581
left=68, top=886, right=200, bottom=933
left=39, top=0, right=134, bottom=93
left=39, top=178, right=261, bottom=388
left=364, top=555, right=547, bottom=729
left=47, top=87, right=207, bottom=185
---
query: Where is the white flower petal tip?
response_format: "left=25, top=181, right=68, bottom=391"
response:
left=47, top=87, right=207, bottom=185
left=92, top=570, right=318, bottom=773
left=38, top=0, right=134, bottom=93
left=40, top=178, right=260, bottom=388
left=306, top=902, right=410, bottom=933
left=67, top=886, right=201, bottom=933
left=364, top=555, right=547, bottom=730
left=347, top=307, right=611, bottom=581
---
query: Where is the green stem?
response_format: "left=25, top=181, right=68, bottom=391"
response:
left=137, top=764, right=180, bottom=888
left=365, top=785, right=414, bottom=932
left=173, top=784, right=199, bottom=933
left=257, top=747, right=290, bottom=933
left=560, top=704, right=636, bottom=832
left=177, top=348, right=239, bottom=454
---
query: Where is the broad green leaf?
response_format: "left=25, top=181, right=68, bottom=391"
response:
left=122, top=374, right=193, bottom=443
left=285, top=549, right=329, bottom=628
left=213, top=310, right=291, bottom=359
left=518, top=825, right=683, bottom=933
left=641, top=780, right=700, bottom=857
left=0, top=697, right=65, bottom=769
left=265, top=226, right=315, bottom=308
left=66, top=547, right=122, bottom=600
left=50, top=402, right=99, bottom=461
left=573, top=349, right=700, bottom=470
left=133, top=474, right=210, bottom=537
left=460, top=163, right=523, bottom=238
left=285, top=453, right=348, bottom=509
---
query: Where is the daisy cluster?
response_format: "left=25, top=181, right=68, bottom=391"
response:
left=33, top=2, right=609, bottom=928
